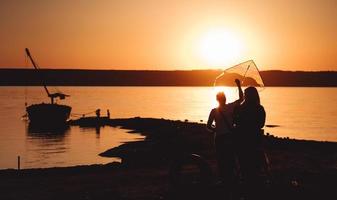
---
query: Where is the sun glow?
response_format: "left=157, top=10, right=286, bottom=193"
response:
left=198, top=29, right=244, bottom=67
left=211, top=86, right=239, bottom=108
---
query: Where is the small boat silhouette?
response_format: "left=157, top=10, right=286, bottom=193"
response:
left=25, top=48, right=71, bottom=128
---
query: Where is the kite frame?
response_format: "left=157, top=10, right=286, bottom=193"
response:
left=213, top=60, right=265, bottom=88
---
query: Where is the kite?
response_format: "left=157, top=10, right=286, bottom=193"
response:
left=214, top=60, right=265, bottom=88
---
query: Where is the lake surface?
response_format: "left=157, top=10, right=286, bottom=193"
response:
left=0, top=87, right=336, bottom=169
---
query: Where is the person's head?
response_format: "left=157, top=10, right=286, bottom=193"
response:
left=244, top=87, right=260, bottom=105
left=216, top=92, right=226, bottom=107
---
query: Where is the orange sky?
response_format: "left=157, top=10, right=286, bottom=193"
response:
left=0, top=0, right=336, bottom=71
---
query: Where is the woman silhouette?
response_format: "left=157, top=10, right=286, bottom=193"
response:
left=234, top=86, right=266, bottom=198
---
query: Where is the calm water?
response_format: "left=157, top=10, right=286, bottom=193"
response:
left=0, top=86, right=336, bottom=169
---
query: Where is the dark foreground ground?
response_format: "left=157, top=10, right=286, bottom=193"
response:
left=1, top=117, right=337, bottom=200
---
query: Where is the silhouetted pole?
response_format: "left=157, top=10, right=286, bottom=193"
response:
left=17, top=156, right=20, bottom=170
left=25, top=48, right=51, bottom=99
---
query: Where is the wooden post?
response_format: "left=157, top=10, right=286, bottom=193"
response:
left=17, top=156, right=20, bottom=170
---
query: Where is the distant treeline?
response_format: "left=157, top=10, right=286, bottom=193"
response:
left=0, top=69, right=336, bottom=87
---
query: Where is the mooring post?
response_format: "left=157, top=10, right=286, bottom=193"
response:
left=17, top=156, right=20, bottom=170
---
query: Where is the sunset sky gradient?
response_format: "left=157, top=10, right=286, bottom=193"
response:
left=0, top=0, right=336, bottom=71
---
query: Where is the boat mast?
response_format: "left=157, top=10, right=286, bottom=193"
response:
left=25, top=48, right=53, bottom=103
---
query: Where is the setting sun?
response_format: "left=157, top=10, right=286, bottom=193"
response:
left=198, top=29, right=244, bottom=67
left=0, top=1, right=337, bottom=199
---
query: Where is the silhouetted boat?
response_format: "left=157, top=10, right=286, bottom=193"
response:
left=25, top=48, right=72, bottom=127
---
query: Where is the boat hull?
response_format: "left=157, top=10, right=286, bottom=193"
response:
left=26, top=103, right=71, bottom=127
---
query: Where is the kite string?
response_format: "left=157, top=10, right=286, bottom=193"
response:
left=213, top=72, right=224, bottom=87
left=241, top=65, right=251, bottom=84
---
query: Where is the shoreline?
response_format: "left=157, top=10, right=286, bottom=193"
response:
left=1, top=117, right=337, bottom=199
left=99, top=118, right=337, bottom=172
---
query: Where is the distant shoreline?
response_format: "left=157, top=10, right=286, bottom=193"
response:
left=1, top=68, right=336, bottom=87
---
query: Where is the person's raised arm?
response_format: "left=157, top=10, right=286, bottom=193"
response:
left=206, top=109, right=216, bottom=133
left=235, top=79, right=243, bottom=103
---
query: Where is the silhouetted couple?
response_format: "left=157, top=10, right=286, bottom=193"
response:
left=207, top=79, right=266, bottom=198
